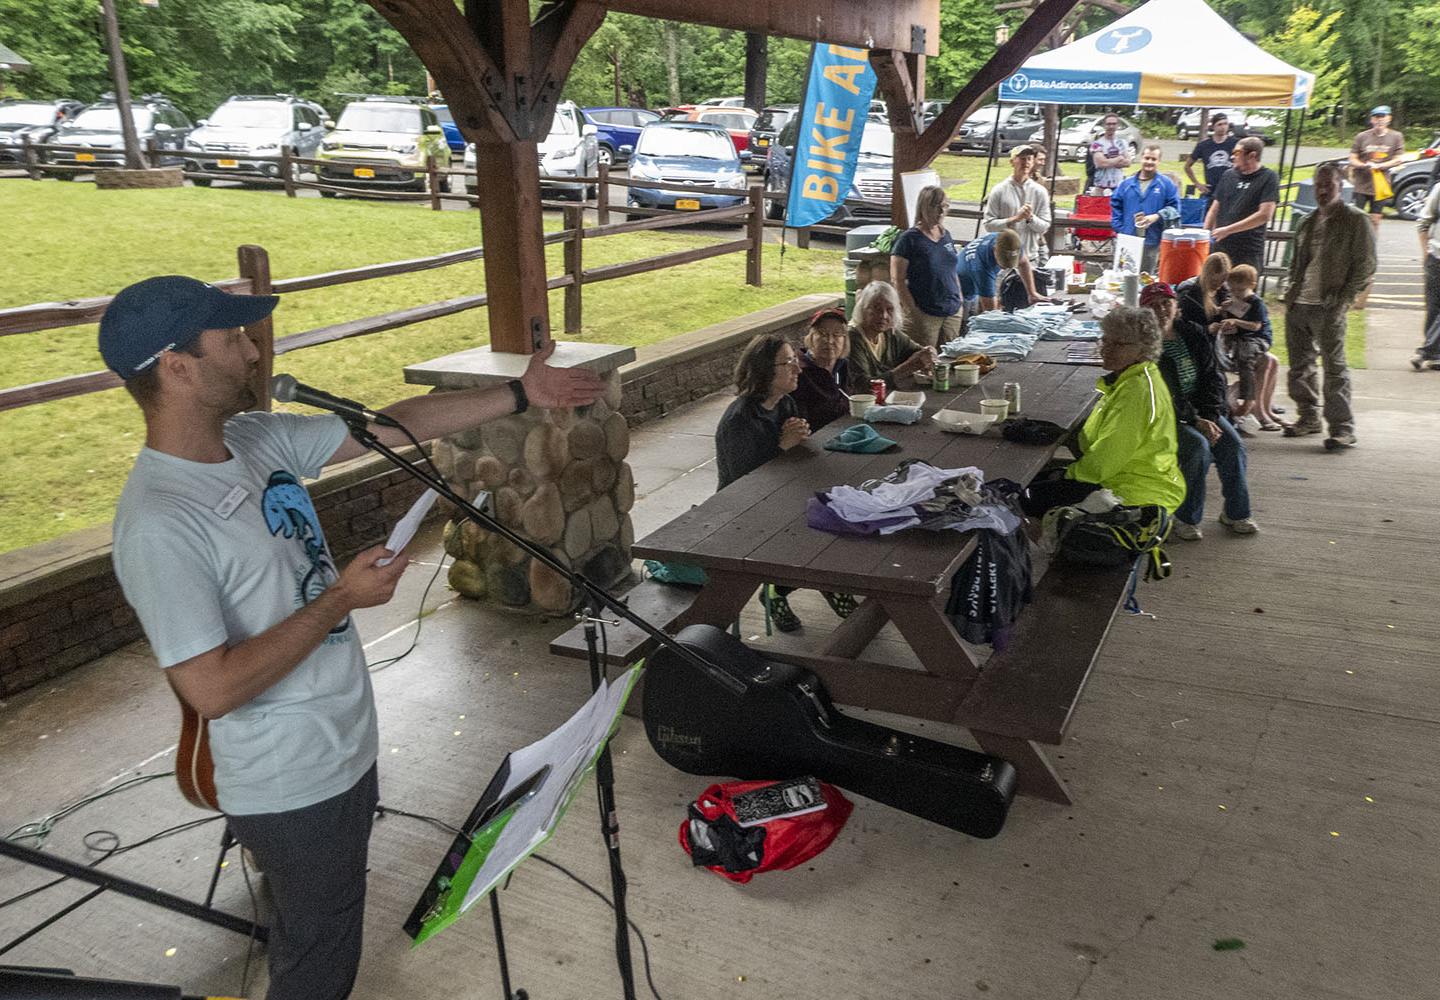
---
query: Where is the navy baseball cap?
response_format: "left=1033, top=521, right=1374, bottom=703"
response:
left=98, top=275, right=279, bottom=379
left=1371, top=105, right=1392, bottom=116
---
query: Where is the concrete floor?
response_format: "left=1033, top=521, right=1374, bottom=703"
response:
left=3, top=232, right=1439, bottom=998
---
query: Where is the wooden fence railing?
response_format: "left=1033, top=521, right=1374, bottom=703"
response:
left=0, top=178, right=767, bottom=415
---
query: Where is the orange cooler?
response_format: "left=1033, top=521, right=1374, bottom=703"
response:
left=1158, top=228, right=1211, bottom=285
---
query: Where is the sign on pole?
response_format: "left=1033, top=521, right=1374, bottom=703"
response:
left=785, top=44, right=878, bottom=229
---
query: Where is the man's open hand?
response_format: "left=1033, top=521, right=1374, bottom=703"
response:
left=521, top=341, right=605, bottom=409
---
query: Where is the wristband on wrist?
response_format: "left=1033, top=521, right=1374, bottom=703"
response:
left=506, top=378, right=529, bottom=414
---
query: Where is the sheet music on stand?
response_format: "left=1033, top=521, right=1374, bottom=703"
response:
left=403, top=666, right=642, bottom=946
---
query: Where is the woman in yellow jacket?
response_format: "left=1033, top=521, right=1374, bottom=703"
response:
left=1020, top=306, right=1187, bottom=515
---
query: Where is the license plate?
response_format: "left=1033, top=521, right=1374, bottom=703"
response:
left=757, top=138, right=769, bottom=146
left=217, top=158, right=238, bottom=168
left=75, top=152, right=95, bottom=163
left=675, top=198, right=701, bottom=210
left=353, top=167, right=375, bottom=178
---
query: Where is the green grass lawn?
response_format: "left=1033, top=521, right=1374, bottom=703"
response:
left=0, top=180, right=843, bottom=552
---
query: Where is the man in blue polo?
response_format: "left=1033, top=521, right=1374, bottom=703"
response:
left=956, top=228, right=1022, bottom=316
left=1111, top=144, right=1181, bottom=274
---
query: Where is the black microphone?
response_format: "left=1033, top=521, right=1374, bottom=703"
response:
left=271, top=374, right=400, bottom=428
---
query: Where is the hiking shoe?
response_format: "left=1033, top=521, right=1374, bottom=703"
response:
left=1426, top=360, right=1440, bottom=371
left=1219, top=513, right=1259, bottom=535
left=760, top=587, right=801, bottom=632
left=1323, top=433, right=1358, bottom=451
left=1283, top=418, right=1323, bottom=437
left=822, top=591, right=858, bottom=619
left=1172, top=521, right=1203, bottom=541
left=1412, top=355, right=1426, bottom=371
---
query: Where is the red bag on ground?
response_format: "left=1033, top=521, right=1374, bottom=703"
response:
left=678, top=777, right=853, bottom=884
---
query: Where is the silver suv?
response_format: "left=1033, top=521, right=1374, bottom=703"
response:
left=184, top=95, right=327, bottom=183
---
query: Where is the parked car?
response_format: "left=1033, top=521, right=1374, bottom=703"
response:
left=428, top=104, right=468, bottom=155
left=699, top=96, right=747, bottom=108
left=764, top=116, right=893, bottom=225
left=183, top=94, right=326, bottom=184
left=317, top=97, right=452, bottom=193
left=47, top=93, right=193, bottom=174
left=1175, top=107, right=1276, bottom=144
left=0, top=99, right=84, bottom=164
left=660, top=106, right=758, bottom=153
left=1385, top=133, right=1440, bottom=220
left=1027, top=113, right=1143, bottom=162
left=948, top=102, right=1044, bottom=154
left=748, top=104, right=797, bottom=167
left=626, top=120, right=749, bottom=213
left=462, top=101, right=598, bottom=198
left=581, top=106, right=661, bottom=167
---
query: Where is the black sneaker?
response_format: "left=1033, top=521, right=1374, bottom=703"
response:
left=760, top=587, right=802, bottom=632
left=822, top=592, right=858, bottom=619
left=1323, top=433, right=1357, bottom=450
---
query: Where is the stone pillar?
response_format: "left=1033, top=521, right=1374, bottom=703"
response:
left=404, top=343, right=636, bottom=615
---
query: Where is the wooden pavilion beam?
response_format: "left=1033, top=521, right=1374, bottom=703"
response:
left=595, top=0, right=940, bottom=55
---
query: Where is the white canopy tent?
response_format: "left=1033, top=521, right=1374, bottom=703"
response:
left=998, top=0, right=1312, bottom=109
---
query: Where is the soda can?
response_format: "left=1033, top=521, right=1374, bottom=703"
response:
left=1004, top=381, right=1022, bottom=414
left=932, top=360, right=951, bottom=392
left=871, top=379, right=887, bottom=405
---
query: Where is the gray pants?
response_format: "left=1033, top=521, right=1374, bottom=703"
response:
left=227, top=765, right=378, bottom=1000
left=1285, top=303, right=1353, bottom=436
left=1421, top=255, right=1440, bottom=361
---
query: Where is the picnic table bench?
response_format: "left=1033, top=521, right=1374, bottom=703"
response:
left=552, top=359, right=1135, bottom=805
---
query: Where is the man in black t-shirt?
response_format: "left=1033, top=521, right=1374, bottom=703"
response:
left=1204, top=137, right=1279, bottom=272
left=1184, top=112, right=1239, bottom=197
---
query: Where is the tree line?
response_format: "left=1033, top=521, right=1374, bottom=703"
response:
left=1, top=0, right=1433, bottom=133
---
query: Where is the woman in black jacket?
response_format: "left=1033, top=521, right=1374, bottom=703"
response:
left=1141, top=281, right=1258, bottom=540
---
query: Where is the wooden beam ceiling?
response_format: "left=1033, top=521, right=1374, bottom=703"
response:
left=594, top=0, right=940, bottom=55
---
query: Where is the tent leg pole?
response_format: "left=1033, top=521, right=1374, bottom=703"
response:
left=975, top=101, right=1003, bottom=238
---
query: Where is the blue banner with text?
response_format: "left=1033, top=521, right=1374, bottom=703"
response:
left=786, top=44, right=879, bottom=228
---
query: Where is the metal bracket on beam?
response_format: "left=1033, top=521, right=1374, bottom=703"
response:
left=910, top=25, right=926, bottom=54
left=531, top=317, right=546, bottom=351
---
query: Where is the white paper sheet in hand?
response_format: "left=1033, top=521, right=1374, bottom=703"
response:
left=378, top=489, right=438, bottom=566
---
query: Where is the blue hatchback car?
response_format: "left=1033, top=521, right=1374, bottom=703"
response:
left=626, top=121, right=750, bottom=211
left=581, top=106, right=661, bottom=167
left=429, top=104, right=467, bottom=155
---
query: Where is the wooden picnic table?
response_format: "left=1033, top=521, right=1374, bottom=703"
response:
left=631, top=359, right=1105, bottom=802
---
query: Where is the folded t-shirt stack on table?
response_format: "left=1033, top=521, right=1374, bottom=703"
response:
left=805, top=459, right=1021, bottom=537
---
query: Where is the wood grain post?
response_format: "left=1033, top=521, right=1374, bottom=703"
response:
left=143, top=136, right=159, bottom=170
left=237, top=244, right=275, bottom=411
left=597, top=161, right=610, bottom=226
left=563, top=204, right=583, bottom=335
left=746, top=180, right=764, bottom=287
left=426, top=154, right=442, bottom=211
left=22, top=135, right=39, bottom=180
left=797, top=226, right=811, bottom=250
left=472, top=139, right=549, bottom=354
left=281, top=146, right=296, bottom=197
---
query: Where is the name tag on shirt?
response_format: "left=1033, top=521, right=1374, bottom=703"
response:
left=214, top=485, right=248, bottom=519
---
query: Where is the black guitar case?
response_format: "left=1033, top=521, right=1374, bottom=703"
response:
left=642, top=624, right=1017, bottom=839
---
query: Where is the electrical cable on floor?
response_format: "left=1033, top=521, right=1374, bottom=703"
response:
left=5, top=771, right=174, bottom=848
left=375, top=805, right=665, bottom=1000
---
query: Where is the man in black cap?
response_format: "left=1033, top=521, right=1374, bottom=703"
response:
left=101, top=275, right=601, bottom=1000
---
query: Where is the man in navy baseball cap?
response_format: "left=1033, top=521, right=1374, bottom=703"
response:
left=98, top=275, right=278, bottom=380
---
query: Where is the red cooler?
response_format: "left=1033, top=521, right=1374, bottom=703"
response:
left=1158, top=228, right=1211, bottom=285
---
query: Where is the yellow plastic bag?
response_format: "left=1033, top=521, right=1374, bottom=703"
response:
left=1373, top=168, right=1394, bottom=202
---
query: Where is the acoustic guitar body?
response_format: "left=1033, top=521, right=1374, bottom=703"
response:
left=175, top=701, right=221, bottom=812
left=643, top=624, right=1018, bottom=839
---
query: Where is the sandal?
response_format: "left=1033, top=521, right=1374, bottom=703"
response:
left=821, top=592, right=858, bottom=619
left=1259, top=421, right=1282, bottom=431
left=759, top=586, right=802, bottom=633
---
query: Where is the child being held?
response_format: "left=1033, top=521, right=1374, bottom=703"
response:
left=1220, top=264, right=1282, bottom=431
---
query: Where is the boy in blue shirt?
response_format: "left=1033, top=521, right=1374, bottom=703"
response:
left=956, top=228, right=1022, bottom=315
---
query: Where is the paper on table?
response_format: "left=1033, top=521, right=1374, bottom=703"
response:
left=378, top=489, right=438, bottom=566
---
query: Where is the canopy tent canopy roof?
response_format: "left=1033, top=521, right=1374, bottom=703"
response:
left=998, top=0, right=1312, bottom=109
left=0, top=43, right=32, bottom=72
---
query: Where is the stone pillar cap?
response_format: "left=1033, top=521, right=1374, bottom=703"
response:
left=405, top=342, right=635, bottom=389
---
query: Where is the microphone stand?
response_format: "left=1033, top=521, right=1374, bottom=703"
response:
left=343, top=415, right=743, bottom=1000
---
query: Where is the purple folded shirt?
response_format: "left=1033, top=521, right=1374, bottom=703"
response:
left=805, top=495, right=920, bottom=536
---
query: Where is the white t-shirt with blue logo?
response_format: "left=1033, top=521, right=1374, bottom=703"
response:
left=113, top=411, right=377, bottom=816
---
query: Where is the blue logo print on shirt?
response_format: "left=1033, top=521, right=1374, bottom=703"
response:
left=262, top=471, right=350, bottom=636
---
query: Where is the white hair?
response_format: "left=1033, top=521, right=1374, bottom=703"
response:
left=855, top=280, right=902, bottom=329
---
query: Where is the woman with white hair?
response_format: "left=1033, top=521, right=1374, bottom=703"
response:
left=889, top=184, right=963, bottom=347
left=845, top=280, right=936, bottom=393
left=1020, top=306, right=1185, bottom=515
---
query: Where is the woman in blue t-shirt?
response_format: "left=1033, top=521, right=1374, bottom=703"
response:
left=889, top=185, right=963, bottom=349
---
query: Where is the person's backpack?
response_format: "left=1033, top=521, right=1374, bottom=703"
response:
left=1049, top=504, right=1173, bottom=613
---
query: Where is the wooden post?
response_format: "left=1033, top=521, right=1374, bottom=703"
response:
left=746, top=181, right=764, bottom=287
left=237, top=245, right=275, bottom=410
left=797, top=226, right=811, bottom=250
left=596, top=161, right=610, bottom=226
left=563, top=203, right=583, bottom=335
left=473, top=140, right=549, bottom=353
left=22, top=135, right=39, bottom=180
left=427, top=154, right=442, bottom=211
left=143, top=136, right=160, bottom=170
left=281, top=146, right=296, bottom=197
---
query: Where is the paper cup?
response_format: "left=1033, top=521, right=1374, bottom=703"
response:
left=848, top=394, right=874, bottom=418
left=980, top=397, right=1010, bottom=419
left=953, top=363, right=980, bottom=386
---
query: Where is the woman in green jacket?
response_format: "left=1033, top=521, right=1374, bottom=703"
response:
left=1021, top=306, right=1186, bottom=515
